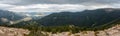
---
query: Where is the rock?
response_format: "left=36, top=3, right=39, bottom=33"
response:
left=41, top=25, right=120, bottom=36
left=0, top=26, right=30, bottom=36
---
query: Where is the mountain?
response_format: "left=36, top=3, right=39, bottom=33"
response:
left=0, top=10, right=23, bottom=24
left=38, top=8, right=120, bottom=28
left=7, top=8, right=120, bottom=36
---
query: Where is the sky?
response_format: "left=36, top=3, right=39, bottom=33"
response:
left=0, top=0, right=120, bottom=12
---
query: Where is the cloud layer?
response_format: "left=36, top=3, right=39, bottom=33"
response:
left=8, top=4, right=116, bottom=12
left=1, top=0, right=120, bottom=5
left=0, top=0, right=120, bottom=12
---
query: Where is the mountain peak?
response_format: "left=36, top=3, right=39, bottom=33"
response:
left=101, top=8, right=120, bottom=13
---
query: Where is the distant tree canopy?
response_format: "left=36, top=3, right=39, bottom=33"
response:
left=1, top=8, right=120, bottom=34
left=38, top=8, right=120, bottom=28
left=0, top=10, right=23, bottom=25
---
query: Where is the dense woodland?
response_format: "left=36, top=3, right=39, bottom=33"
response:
left=0, top=8, right=120, bottom=36
left=0, top=10, right=23, bottom=24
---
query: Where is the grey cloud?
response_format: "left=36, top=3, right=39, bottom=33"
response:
left=0, top=0, right=21, bottom=4
left=0, top=0, right=120, bottom=5
left=0, top=0, right=120, bottom=12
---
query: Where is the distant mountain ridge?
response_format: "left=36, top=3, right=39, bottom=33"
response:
left=38, top=8, right=120, bottom=28
left=0, top=10, right=23, bottom=24
left=7, top=8, right=120, bottom=36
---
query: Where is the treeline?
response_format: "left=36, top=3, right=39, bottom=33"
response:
left=1, top=8, right=120, bottom=36
left=6, top=19, right=120, bottom=33
left=0, top=20, right=119, bottom=36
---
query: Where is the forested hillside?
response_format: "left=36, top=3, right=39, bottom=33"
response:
left=0, top=10, right=23, bottom=24
left=3, top=8, right=120, bottom=36
left=8, top=8, right=120, bottom=33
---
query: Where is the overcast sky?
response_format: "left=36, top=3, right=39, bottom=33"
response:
left=0, top=0, right=120, bottom=12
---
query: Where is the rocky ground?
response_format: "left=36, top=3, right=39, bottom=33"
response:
left=0, top=26, right=30, bottom=36
left=0, top=24, right=120, bottom=36
left=41, top=24, right=120, bottom=36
